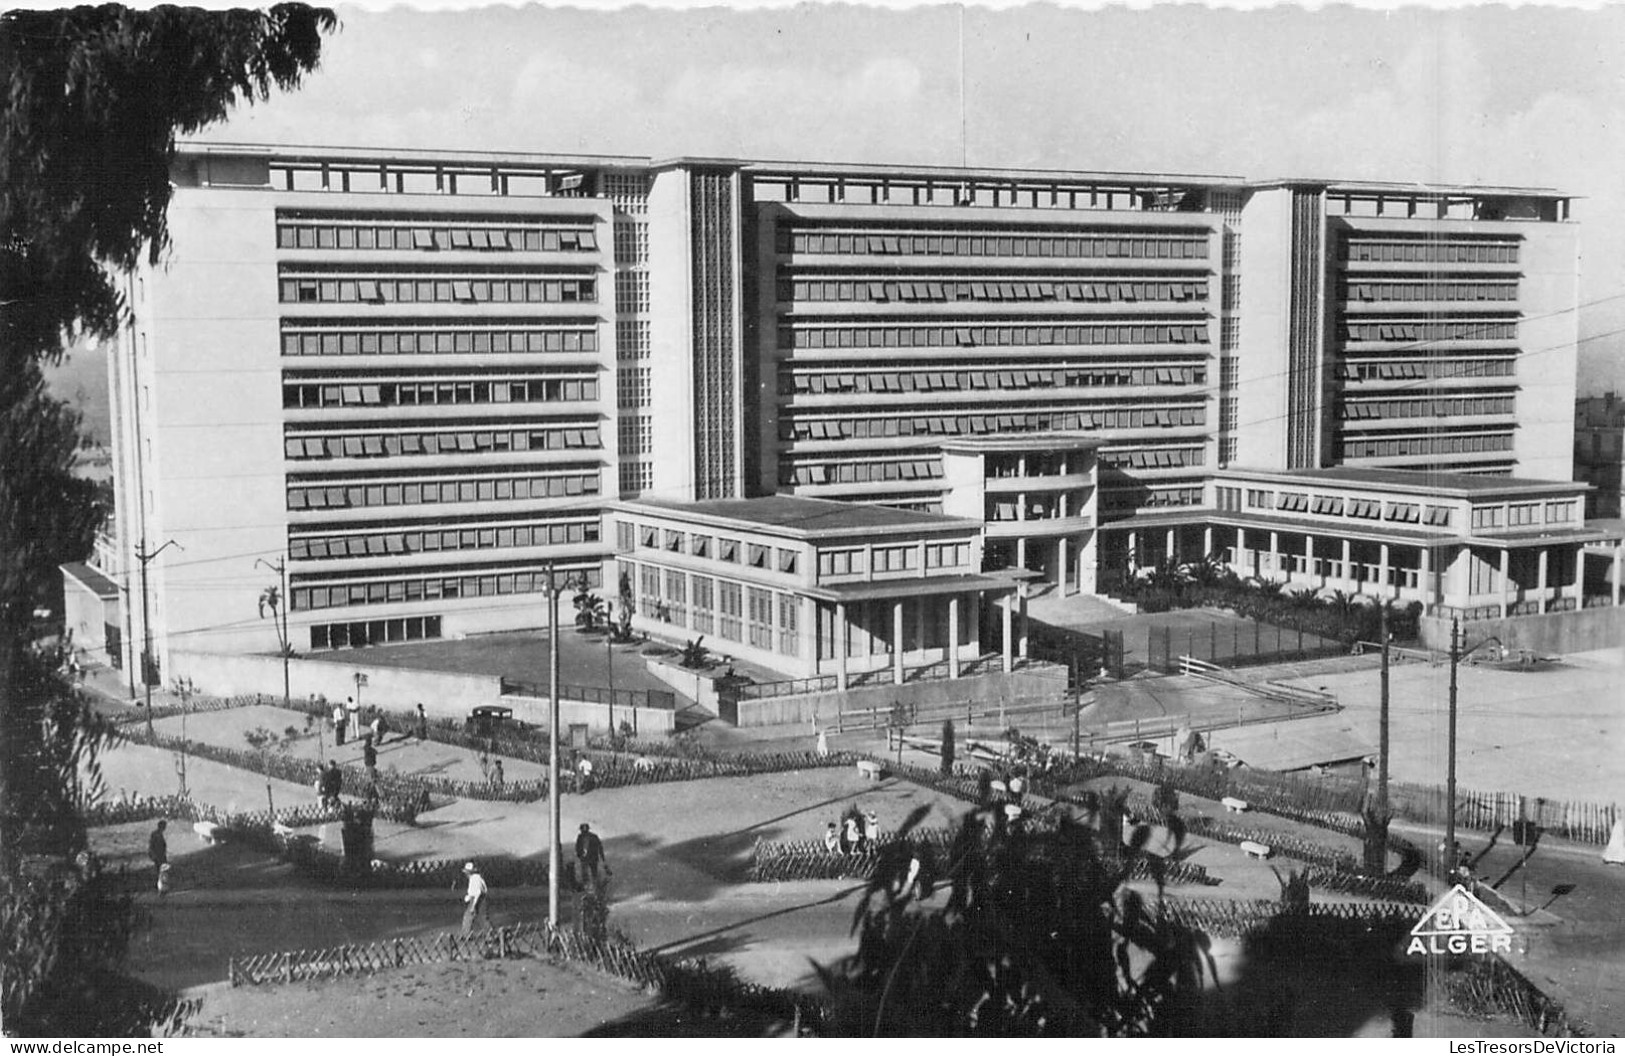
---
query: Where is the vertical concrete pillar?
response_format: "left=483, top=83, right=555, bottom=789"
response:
left=1304, top=535, right=1315, bottom=586
left=1419, top=546, right=1432, bottom=614
left=1341, top=538, right=1352, bottom=591
left=948, top=595, right=960, bottom=679
left=1001, top=595, right=1013, bottom=673
left=1019, top=588, right=1029, bottom=660
left=835, top=601, right=849, bottom=692
left=1268, top=531, right=1280, bottom=582
left=1537, top=548, right=1549, bottom=614
left=1378, top=543, right=1390, bottom=600
left=1016, top=536, right=1027, bottom=573
left=1057, top=537, right=1069, bottom=596
left=1128, top=530, right=1138, bottom=572
left=1614, top=544, right=1623, bottom=606
left=1203, top=524, right=1214, bottom=559
left=893, top=600, right=904, bottom=685
left=1166, top=527, right=1176, bottom=562
left=1499, top=549, right=1511, bottom=618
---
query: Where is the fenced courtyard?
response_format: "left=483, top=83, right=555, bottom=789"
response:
left=1029, top=606, right=1346, bottom=679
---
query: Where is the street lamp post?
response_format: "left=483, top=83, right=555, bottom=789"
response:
left=134, top=537, right=182, bottom=735
left=545, top=564, right=561, bottom=928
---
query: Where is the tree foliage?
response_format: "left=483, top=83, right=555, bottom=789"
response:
left=817, top=804, right=1210, bottom=1036
left=0, top=5, right=335, bottom=1034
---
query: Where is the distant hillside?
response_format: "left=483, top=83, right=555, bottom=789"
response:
left=43, top=342, right=111, bottom=446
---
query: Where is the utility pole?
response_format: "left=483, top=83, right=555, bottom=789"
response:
left=256, top=555, right=294, bottom=725
left=1378, top=604, right=1390, bottom=814
left=605, top=603, right=615, bottom=750
left=546, top=564, right=561, bottom=928
left=134, top=537, right=182, bottom=735
left=1446, top=616, right=1461, bottom=878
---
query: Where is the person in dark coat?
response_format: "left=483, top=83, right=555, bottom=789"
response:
left=149, top=820, right=168, bottom=897
left=319, top=762, right=343, bottom=808
left=575, top=823, right=611, bottom=886
left=415, top=703, right=429, bottom=742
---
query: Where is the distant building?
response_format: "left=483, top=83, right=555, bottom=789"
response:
left=80, top=141, right=1603, bottom=686
left=1575, top=392, right=1625, bottom=518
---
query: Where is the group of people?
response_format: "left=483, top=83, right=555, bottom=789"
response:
left=459, top=823, right=612, bottom=935
left=823, top=809, right=882, bottom=855
left=331, top=698, right=430, bottom=749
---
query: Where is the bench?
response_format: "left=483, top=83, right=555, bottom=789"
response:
left=1239, top=840, right=1272, bottom=860
left=856, top=760, right=883, bottom=781
left=1221, top=796, right=1249, bottom=814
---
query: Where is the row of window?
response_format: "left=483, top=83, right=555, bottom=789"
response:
left=1344, top=321, right=1518, bottom=343
left=783, top=404, right=1203, bottom=443
left=1471, top=502, right=1577, bottom=529
left=290, top=519, right=600, bottom=561
left=286, top=471, right=601, bottom=511
left=291, top=565, right=602, bottom=612
left=1341, top=240, right=1519, bottom=264
left=778, top=230, right=1210, bottom=260
left=309, top=615, right=443, bottom=652
left=782, top=322, right=1210, bottom=350
left=282, top=377, right=599, bottom=409
left=621, top=522, right=802, bottom=574
left=780, top=279, right=1208, bottom=305
left=1339, top=359, right=1514, bottom=381
left=782, top=460, right=944, bottom=486
left=279, top=275, right=596, bottom=305
left=1098, top=448, right=1205, bottom=470
left=283, top=425, right=602, bottom=461
left=816, top=542, right=971, bottom=578
left=281, top=326, right=600, bottom=357
left=1132, top=486, right=1203, bottom=509
left=1341, top=396, right=1514, bottom=421
left=277, top=221, right=598, bottom=254
left=630, top=563, right=799, bottom=656
left=1341, top=433, right=1514, bottom=459
left=782, top=364, right=1204, bottom=396
left=1344, top=281, right=1518, bottom=303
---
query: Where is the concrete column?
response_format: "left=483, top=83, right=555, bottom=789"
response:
left=1001, top=595, right=1013, bottom=672
left=835, top=601, right=849, bottom=692
left=1614, top=544, right=1623, bottom=606
left=1537, top=548, right=1549, bottom=614
left=1500, top=549, right=1511, bottom=618
left=1128, top=530, right=1138, bottom=571
left=1341, top=539, right=1352, bottom=590
left=1016, top=536, right=1027, bottom=573
left=1268, top=531, right=1280, bottom=581
left=1166, top=527, right=1176, bottom=561
left=1235, top=527, right=1247, bottom=577
left=1570, top=546, right=1582, bottom=609
left=1057, top=537, right=1069, bottom=596
left=1019, top=588, right=1029, bottom=660
left=893, top=600, right=904, bottom=685
left=1378, top=543, right=1390, bottom=600
left=1305, top=535, right=1315, bottom=586
left=1419, top=546, right=1432, bottom=614
left=1203, top=525, right=1214, bottom=558
left=948, top=595, right=960, bottom=679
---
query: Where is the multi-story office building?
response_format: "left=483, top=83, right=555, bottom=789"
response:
left=1574, top=392, right=1625, bottom=519
left=82, top=142, right=1586, bottom=683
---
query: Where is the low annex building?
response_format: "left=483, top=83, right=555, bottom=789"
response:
left=611, top=495, right=1028, bottom=687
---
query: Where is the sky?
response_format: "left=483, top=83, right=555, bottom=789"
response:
left=200, top=2, right=1625, bottom=392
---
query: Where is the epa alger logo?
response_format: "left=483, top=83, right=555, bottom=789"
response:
left=1407, top=884, right=1515, bottom=956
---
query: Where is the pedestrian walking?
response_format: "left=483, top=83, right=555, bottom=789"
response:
left=461, top=862, right=488, bottom=934
left=416, top=703, right=428, bottom=742
left=576, top=755, right=595, bottom=793
left=148, top=820, right=168, bottom=897
left=333, top=703, right=347, bottom=747
left=345, top=695, right=360, bottom=739
left=575, top=823, right=611, bottom=887
left=363, top=735, right=378, bottom=788
left=492, top=759, right=505, bottom=789
left=371, top=710, right=385, bottom=744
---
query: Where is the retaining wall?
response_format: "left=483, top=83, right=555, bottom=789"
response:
left=1419, top=605, right=1625, bottom=656
left=170, top=650, right=673, bottom=735
left=731, top=666, right=1068, bottom=728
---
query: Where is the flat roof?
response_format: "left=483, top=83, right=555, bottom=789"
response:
left=941, top=432, right=1104, bottom=454
left=60, top=562, right=119, bottom=599
left=1217, top=466, right=1586, bottom=500
left=178, top=142, right=1566, bottom=199
left=804, top=573, right=1020, bottom=603
left=614, top=495, right=981, bottom=539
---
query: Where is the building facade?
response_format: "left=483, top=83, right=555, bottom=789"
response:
left=86, top=142, right=1587, bottom=681
left=1574, top=392, right=1625, bottom=519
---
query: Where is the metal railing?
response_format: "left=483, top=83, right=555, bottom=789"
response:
left=498, top=678, right=675, bottom=710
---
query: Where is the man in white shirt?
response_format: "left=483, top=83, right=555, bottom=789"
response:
left=461, top=862, right=488, bottom=934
